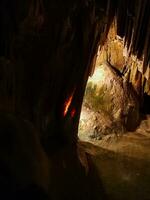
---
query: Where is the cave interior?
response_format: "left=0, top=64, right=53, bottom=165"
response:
left=0, top=0, right=150, bottom=200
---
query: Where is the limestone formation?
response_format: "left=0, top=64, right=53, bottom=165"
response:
left=79, top=62, right=140, bottom=140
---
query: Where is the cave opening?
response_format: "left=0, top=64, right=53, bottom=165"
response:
left=78, top=21, right=141, bottom=142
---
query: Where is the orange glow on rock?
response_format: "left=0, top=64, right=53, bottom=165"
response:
left=71, top=108, right=76, bottom=118
left=63, top=94, right=73, bottom=117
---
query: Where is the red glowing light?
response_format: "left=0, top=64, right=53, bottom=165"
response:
left=71, top=108, right=76, bottom=118
left=63, top=95, right=73, bottom=117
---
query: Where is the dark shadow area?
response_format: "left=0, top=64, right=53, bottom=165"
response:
left=47, top=145, right=108, bottom=200
left=0, top=112, right=50, bottom=199
left=80, top=141, right=150, bottom=200
left=86, top=154, right=109, bottom=200
left=142, top=93, right=150, bottom=114
left=15, top=185, right=50, bottom=200
left=0, top=112, right=108, bottom=200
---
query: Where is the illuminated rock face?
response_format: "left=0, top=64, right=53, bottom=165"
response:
left=79, top=62, right=140, bottom=140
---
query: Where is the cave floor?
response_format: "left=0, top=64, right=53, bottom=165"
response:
left=78, top=115, right=150, bottom=200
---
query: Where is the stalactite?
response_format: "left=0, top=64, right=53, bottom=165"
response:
left=109, top=0, right=150, bottom=96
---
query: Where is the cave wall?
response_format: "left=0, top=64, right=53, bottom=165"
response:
left=98, top=0, right=150, bottom=98
left=0, top=1, right=113, bottom=197
left=0, top=0, right=150, bottom=145
left=0, top=0, right=114, bottom=147
left=96, top=21, right=144, bottom=97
